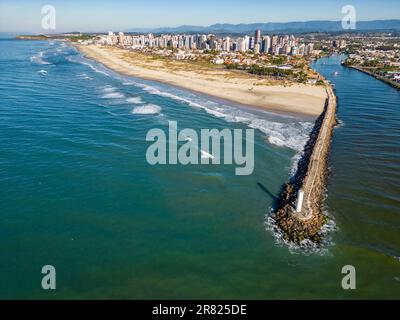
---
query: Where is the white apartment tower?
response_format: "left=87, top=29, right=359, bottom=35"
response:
left=223, top=37, right=231, bottom=52
left=262, top=36, right=271, bottom=53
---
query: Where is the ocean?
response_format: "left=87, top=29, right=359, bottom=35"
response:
left=0, top=38, right=398, bottom=299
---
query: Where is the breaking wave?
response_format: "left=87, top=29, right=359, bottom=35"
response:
left=100, top=85, right=117, bottom=93
left=265, top=209, right=337, bottom=255
left=132, top=104, right=162, bottom=115
left=67, top=55, right=110, bottom=76
left=101, top=92, right=125, bottom=99
left=77, top=73, right=92, bottom=80
left=126, top=97, right=144, bottom=104
left=30, top=51, right=52, bottom=65
left=98, top=85, right=126, bottom=99
left=136, top=83, right=313, bottom=154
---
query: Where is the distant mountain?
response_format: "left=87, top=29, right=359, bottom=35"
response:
left=126, top=19, right=400, bottom=34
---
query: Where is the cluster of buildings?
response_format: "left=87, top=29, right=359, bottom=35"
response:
left=98, top=30, right=315, bottom=56
left=342, top=35, right=400, bottom=85
left=332, top=39, right=347, bottom=49
left=348, top=48, right=400, bottom=66
left=385, top=71, right=400, bottom=83
left=348, top=49, right=400, bottom=83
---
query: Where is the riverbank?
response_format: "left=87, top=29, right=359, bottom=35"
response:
left=347, top=65, right=400, bottom=90
left=75, top=44, right=327, bottom=117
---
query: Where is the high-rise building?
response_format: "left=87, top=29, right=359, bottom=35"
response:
left=283, top=44, right=292, bottom=55
left=195, top=34, right=201, bottom=48
left=118, top=32, right=125, bottom=45
left=249, top=37, right=255, bottom=50
left=244, top=35, right=250, bottom=51
left=271, top=35, right=278, bottom=46
left=106, top=32, right=118, bottom=45
left=232, top=43, right=238, bottom=52
left=199, top=34, right=207, bottom=49
left=283, top=35, right=289, bottom=44
left=262, top=36, right=271, bottom=53
left=255, top=29, right=261, bottom=46
left=184, top=35, right=191, bottom=49
left=237, top=38, right=247, bottom=52
left=305, top=43, right=314, bottom=55
left=223, top=37, right=231, bottom=52
left=178, top=38, right=184, bottom=49
left=191, top=36, right=197, bottom=49
left=209, top=39, right=218, bottom=50
left=298, top=44, right=306, bottom=55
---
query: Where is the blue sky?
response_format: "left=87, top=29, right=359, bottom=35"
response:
left=0, top=0, right=399, bottom=33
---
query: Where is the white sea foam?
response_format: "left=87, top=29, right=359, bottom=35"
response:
left=101, top=85, right=116, bottom=93
left=265, top=211, right=336, bottom=255
left=140, top=84, right=205, bottom=109
left=30, top=51, right=52, bottom=65
left=132, top=104, right=162, bottom=115
left=77, top=73, right=92, bottom=80
left=88, top=64, right=110, bottom=76
left=131, top=83, right=313, bottom=164
left=126, top=97, right=144, bottom=104
left=134, top=83, right=313, bottom=154
left=259, top=121, right=313, bottom=153
left=38, top=70, right=48, bottom=75
left=67, top=56, right=110, bottom=76
left=101, top=92, right=125, bottom=99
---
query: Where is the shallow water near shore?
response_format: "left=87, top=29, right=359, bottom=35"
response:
left=0, top=40, right=399, bottom=299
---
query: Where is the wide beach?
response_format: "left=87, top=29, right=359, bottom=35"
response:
left=77, top=44, right=327, bottom=117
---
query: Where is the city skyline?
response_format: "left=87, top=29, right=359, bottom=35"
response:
left=99, top=31, right=317, bottom=57
left=1, top=0, right=400, bottom=33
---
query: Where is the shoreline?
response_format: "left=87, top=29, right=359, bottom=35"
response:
left=74, top=44, right=327, bottom=118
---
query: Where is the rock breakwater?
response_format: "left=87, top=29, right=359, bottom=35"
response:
left=272, top=85, right=337, bottom=244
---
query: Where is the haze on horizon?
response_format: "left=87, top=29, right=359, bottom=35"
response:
left=0, top=0, right=399, bottom=33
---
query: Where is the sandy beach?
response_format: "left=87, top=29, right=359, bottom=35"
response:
left=77, top=44, right=327, bottom=116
